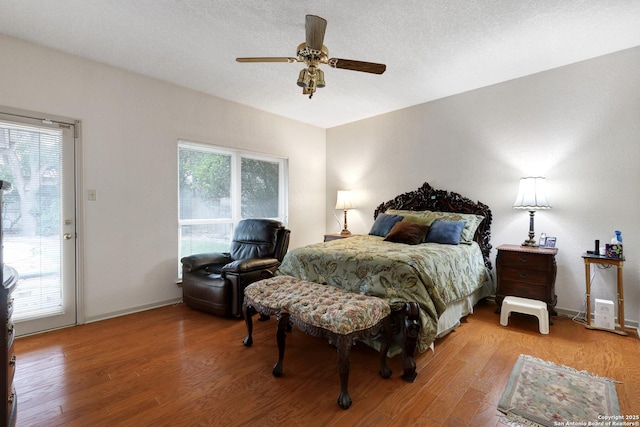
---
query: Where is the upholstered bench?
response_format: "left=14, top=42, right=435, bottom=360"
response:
left=242, top=275, right=392, bottom=409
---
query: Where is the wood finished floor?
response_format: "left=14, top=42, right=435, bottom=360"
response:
left=14, top=299, right=640, bottom=426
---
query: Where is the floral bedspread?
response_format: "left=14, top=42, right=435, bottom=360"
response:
left=276, top=235, right=492, bottom=352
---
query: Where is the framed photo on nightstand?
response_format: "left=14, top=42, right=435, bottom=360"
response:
left=544, top=237, right=557, bottom=248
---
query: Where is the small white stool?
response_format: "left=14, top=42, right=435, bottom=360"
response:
left=500, top=296, right=549, bottom=334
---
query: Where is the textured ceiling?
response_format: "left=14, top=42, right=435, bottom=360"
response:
left=1, top=1, right=640, bottom=128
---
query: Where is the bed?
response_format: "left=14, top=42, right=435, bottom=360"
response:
left=277, top=182, right=494, bottom=380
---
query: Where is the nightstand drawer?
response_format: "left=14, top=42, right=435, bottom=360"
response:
left=498, top=280, right=548, bottom=301
left=498, top=251, right=549, bottom=271
left=500, top=266, right=549, bottom=285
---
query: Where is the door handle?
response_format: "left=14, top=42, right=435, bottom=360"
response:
left=63, top=233, right=73, bottom=240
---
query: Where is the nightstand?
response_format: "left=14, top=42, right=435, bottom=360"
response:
left=495, top=244, right=558, bottom=320
left=324, top=233, right=358, bottom=242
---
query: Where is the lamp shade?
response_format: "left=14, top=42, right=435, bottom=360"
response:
left=513, top=177, right=551, bottom=209
left=335, top=190, right=354, bottom=210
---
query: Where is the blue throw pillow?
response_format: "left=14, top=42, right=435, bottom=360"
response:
left=425, top=220, right=466, bottom=245
left=369, top=213, right=404, bottom=237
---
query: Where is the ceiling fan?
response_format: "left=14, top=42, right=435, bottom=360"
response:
left=236, top=15, right=386, bottom=99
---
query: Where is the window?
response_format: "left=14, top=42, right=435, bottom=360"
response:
left=178, top=140, right=288, bottom=273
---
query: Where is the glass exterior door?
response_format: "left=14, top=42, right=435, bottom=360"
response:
left=0, top=112, right=77, bottom=335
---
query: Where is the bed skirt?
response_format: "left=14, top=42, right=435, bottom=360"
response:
left=436, top=278, right=495, bottom=340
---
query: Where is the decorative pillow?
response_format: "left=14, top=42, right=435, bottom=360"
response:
left=369, top=213, right=404, bottom=237
left=386, top=209, right=484, bottom=244
left=400, top=214, right=431, bottom=227
left=425, top=220, right=466, bottom=245
left=455, top=214, right=484, bottom=243
left=392, top=215, right=432, bottom=242
left=384, top=221, right=430, bottom=245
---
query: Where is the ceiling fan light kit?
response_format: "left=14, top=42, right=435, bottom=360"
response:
left=236, top=15, right=386, bottom=99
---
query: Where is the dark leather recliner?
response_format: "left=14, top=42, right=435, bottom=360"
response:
left=180, top=219, right=291, bottom=317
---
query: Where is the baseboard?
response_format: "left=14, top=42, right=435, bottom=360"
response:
left=83, top=298, right=183, bottom=324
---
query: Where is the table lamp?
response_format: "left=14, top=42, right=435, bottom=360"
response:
left=513, top=177, right=550, bottom=247
left=335, top=190, right=354, bottom=235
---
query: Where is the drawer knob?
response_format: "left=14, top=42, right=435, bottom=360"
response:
left=519, top=257, right=529, bottom=263
left=519, top=272, right=528, bottom=278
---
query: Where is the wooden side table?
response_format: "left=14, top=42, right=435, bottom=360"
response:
left=324, top=233, right=358, bottom=242
left=495, top=244, right=558, bottom=321
left=582, top=253, right=627, bottom=336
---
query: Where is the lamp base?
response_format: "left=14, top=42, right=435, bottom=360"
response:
left=340, top=209, right=351, bottom=235
left=521, top=210, right=538, bottom=247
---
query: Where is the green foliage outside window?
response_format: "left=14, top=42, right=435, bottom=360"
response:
left=240, top=158, right=279, bottom=218
left=179, top=147, right=231, bottom=203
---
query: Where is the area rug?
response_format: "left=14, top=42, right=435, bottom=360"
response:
left=498, top=354, right=621, bottom=427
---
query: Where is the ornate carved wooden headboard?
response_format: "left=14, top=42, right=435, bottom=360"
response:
left=373, top=182, right=493, bottom=270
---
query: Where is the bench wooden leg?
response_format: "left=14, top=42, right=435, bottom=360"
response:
left=401, top=302, right=420, bottom=382
left=335, top=334, right=352, bottom=410
left=378, top=317, right=393, bottom=379
left=387, top=302, right=420, bottom=382
left=242, top=304, right=256, bottom=347
left=272, top=312, right=289, bottom=377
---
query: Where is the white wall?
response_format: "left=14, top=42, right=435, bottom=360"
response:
left=0, top=34, right=326, bottom=322
left=326, top=46, right=640, bottom=327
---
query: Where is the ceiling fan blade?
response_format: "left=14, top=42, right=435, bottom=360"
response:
left=305, top=15, right=327, bottom=51
left=329, top=58, right=386, bottom=74
left=236, top=57, right=298, bottom=63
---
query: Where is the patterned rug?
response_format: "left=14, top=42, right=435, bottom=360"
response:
left=498, top=354, right=621, bottom=427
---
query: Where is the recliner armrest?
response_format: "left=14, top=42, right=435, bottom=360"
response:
left=221, top=257, right=280, bottom=274
left=181, top=253, right=232, bottom=272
